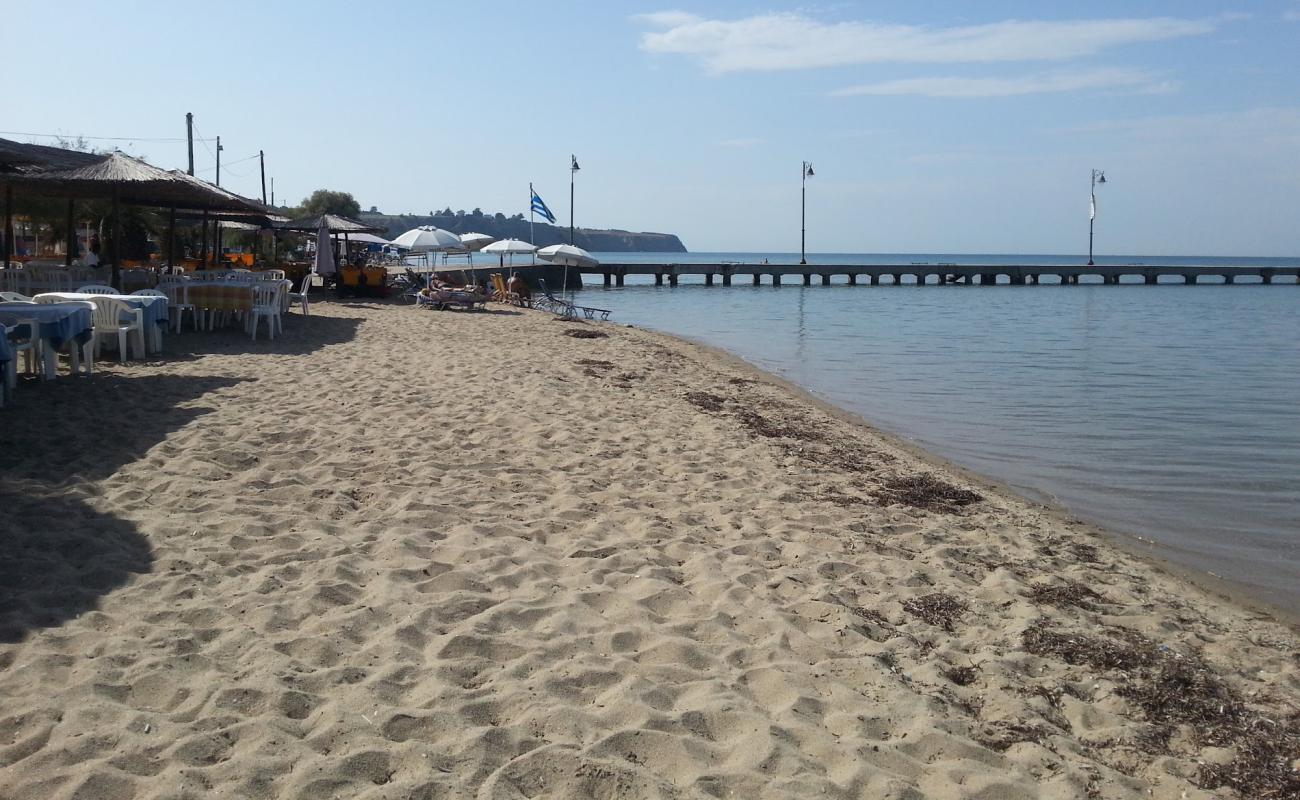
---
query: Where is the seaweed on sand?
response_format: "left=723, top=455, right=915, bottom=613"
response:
left=684, top=391, right=727, bottom=412
left=1026, top=580, right=1110, bottom=611
left=1021, top=620, right=1159, bottom=672
left=564, top=329, right=608, bottom=339
left=902, top=592, right=967, bottom=631
left=874, top=473, right=983, bottom=513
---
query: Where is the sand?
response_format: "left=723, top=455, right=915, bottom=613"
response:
left=1, top=297, right=1296, bottom=800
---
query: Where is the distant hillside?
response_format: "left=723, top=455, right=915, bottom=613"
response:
left=359, top=210, right=686, bottom=253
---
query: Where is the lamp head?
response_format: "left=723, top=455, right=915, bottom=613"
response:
left=571, top=155, right=580, bottom=172
left=805, top=163, right=814, bottom=177
left=1097, top=172, right=1106, bottom=184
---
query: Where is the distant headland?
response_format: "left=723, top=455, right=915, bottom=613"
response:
left=359, top=208, right=687, bottom=253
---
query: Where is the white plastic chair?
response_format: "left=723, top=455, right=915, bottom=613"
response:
left=157, top=279, right=197, bottom=332
left=247, top=281, right=282, bottom=341
left=77, top=284, right=119, bottom=295
left=287, top=273, right=312, bottom=316
left=3, top=320, right=41, bottom=399
left=130, top=289, right=168, bottom=351
left=87, top=296, right=145, bottom=363
left=0, top=292, right=33, bottom=302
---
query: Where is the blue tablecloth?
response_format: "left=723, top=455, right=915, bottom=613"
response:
left=34, top=292, right=169, bottom=330
left=0, top=303, right=94, bottom=349
left=0, top=328, right=12, bottom=365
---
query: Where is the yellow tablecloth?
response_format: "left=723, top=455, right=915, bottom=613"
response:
left=188, top=283, right=253, bottom=313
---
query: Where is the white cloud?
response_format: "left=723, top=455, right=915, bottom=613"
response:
left=637, top=11, right=1220, bottom=73
left=832, top=68, right=1176, bottom=98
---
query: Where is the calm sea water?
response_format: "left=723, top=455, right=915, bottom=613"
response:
left=584, top=252, right=1300, bottom=611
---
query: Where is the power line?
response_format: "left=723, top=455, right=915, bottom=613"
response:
left=195, top=153, right=260, bottom=174
left=0, top=129, right=215, bottom=143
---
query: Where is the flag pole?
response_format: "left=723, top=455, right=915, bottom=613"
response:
left=529, top=182, right=536, bottom=265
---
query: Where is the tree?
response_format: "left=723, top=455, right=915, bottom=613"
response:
left=296, top=189, right=361, bottom=219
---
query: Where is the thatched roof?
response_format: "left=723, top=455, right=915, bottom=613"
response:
left=0, top=137, right=102, bottom=175
left=275, top=213, right=384, bottom=234
left=5, top=151, right=271, bottom=216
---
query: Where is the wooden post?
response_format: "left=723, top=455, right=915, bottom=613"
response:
left=802, top=273, right=811, bottom=286
left=655, top=271, right=663, bottom=286
left=65, top=198, right=75, bottom=266
left=167, top=207, right=177, bottom=267
left=705, top=273, right=713, bottom=286
left=110, top=193, right=121, bottom=290
left=201, top=209, right=209, bottom=266
left=752, top=273, right=760, bottom=286
left=615, top=270, right=624, bottom=287
left=772, top=273, right=781, bottom=286
left=821, top=274, right=829, bottom=285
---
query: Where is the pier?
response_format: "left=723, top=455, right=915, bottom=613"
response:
left=579, top=263, right=1300, bottom=287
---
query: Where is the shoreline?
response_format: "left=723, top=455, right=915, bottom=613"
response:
left=645, top=325, right=1300, bottom=631
left=2, top=298, right=1297, bottom=798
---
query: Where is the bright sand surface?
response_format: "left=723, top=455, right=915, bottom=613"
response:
left=1, top=298, right=1297, bottom=800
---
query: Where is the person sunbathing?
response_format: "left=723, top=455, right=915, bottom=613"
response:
left=507, top=274, right=532, bottom=307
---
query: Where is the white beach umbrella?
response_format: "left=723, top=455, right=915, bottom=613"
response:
left=536, top=244, right=599, bottom=268
left=459, top=232, right=495, bottom=252
left=313, top=218, right=335, bottom=276
left=346, top=232, right=392, bottom=246
left=537, top=244, right=599, bottom=296
left=482, top=238, right=537, bottom=268
left=391, top=225, right=461, bottom=253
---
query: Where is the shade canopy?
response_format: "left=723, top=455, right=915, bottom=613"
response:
left=0, top=137, right=102, bottom=176
left=276, top=213, right=384, bottom=234
left=391, top=226, right=462, bottom=252
left=346, top=232, right=392, bottom=246
left=4, top=150, right=271, bottom=215
left=481, top=238, right=537, bottom=255
left=458, top=232, right=495, bottom=252
left=536, top=243, right=599, bottom=267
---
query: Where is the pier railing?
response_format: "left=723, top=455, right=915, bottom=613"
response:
left=580, top=263, right=1300, bottom=287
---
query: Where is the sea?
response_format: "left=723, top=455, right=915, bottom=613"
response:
left=580, top=252, right=1300, bottom=612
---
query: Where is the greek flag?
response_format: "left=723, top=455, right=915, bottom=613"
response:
left=531, top=188, right=556, bottom=224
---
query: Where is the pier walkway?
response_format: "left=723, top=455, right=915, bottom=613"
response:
left=581, top=263, right=1300, bottom=287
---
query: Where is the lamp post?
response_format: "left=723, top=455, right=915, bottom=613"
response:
left=569, top=154, right=580, bottom=246
left=800, top=161, right=814, bottom=265
left=1088, top=168, right=1106, bottom=266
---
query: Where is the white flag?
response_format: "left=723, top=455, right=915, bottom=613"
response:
left=1090, top=195, right=1096, bottom=221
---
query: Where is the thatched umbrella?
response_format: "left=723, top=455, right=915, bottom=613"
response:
left=276, top=214, right=384, bottom=269
left=2, top=147, right=270, bottom=284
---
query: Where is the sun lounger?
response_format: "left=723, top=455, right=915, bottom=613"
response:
left=538, top=279, right=611, bottom=320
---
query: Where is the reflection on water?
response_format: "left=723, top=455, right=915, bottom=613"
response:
left=588, top=275, right=1300, bottom=611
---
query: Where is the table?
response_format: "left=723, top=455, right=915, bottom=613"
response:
left=187, top=282, right=254, bottom=313
left=0, top=302, right=94, bottom=379
left=35, top=292, right=169, bottom=353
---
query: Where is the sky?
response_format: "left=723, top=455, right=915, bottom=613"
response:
left=9, top=1, right=1300, bottom=256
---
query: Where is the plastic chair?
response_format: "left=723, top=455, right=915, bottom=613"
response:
left=3, top=320, right=41, bottom=398
left=247, top=281, right=282, bottom=341
left=157, top=279, right=197, bottom=332
left=76, top=284, right=119, bottom=295
left=130, top=289, right=168, bottom=351
left=286, top=273, right=312, bottom=316
left=0, top=292, right=33, bottom=302
left=87, top=296, right=145, bottom=363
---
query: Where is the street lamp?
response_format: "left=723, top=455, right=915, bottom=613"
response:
left=800, top=161, right=814, bottom=265
left=569, top=154, right=580, bottom=246
left=1088, top=168, right=1106, bottom=266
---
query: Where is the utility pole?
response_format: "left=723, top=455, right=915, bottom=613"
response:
left=186, top=112, right=194, bottom=175
left=569, top=155, right=580, bottom=246
left=270, top=177, right=275, bottom=207
left=215, top=136, right=224, bottom=265
left=259, top=150, right=267, bottom=204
